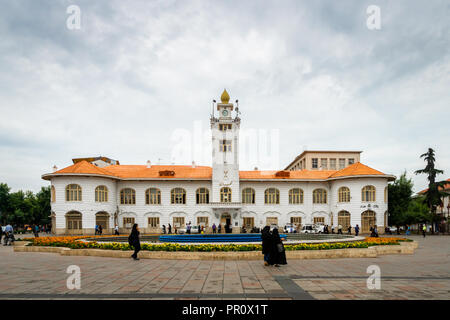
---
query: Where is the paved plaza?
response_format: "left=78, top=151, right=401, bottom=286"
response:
left=0, top=235, right=449, bottom=300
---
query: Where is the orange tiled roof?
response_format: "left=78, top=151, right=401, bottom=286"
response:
left=239, top=170, right=335, bottom=180
left=44, top=161, right=390, bottom=181
left=329, top=162, right=385, bottom=178
left=54, top=161, right=116, bottom=176
left=104, top=165, right=212, bottom=179
left=418, top=179, right=450, bottom=194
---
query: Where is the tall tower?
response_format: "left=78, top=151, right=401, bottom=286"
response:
left=210, top=89, right=241, bottom=203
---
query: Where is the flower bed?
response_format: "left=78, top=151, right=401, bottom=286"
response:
left=27, top=236, right=410, bottom=252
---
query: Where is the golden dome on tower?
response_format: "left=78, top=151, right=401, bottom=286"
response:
left=220, top=89, right=230, bottom=104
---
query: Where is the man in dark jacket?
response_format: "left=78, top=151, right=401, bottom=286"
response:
left=128, top=224, right=141, bottom=260
left=261, top=226, right=271, bottom=266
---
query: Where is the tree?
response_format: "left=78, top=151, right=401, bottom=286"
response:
left=415, top=148, right=448, bottom=233
left=388, top=172, right=414, bottom=228
left=0, top=183, right=11, bottom=223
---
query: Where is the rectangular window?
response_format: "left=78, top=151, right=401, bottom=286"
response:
left=148, top=217, right=160, bottom=228
left=313, top=217, right=325, bottom=225
left=290, top=217, right=302, bottom=227
left=197, top=216, right=209, bottom=227
left=123, top=217, right=135, bottom=229
left=339, top=158, right=346, bottom=169
left=330, top=159, right=336, bottom=170
left=220, top=140, right=232, bottom=152
left=219, top=124, right=232, bottom=131
left=348, top=158, right=355, bottom=165
left=173, top=217, right=185, bottom=228
left=321, top=158, right=328, bottom=170
left=266, top=217, right=278, bottom=226
left=312, top=158, right=318, bottom=169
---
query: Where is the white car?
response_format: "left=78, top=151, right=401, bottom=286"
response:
left=284, top=223, right=296, bottom=233
left=177, top=225, right=199, bottom=234
left=300, top=224, right=324, bottom=234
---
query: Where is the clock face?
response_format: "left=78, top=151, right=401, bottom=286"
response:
left=222, top=109, right=228, bottom=116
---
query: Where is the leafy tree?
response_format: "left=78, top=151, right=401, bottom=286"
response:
left=388, top=172, right=414, bottom=228
left=415, top=148, right=449, bottom=233
left=0, top=183, right=11, bottom=223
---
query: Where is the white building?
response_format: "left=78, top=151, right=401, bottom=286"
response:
left=42, top=90, right=395, bottom=235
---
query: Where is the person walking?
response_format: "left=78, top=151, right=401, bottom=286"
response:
left=422, top=224, right=427, bottom=237
left=347, top=225, right=352, bottom=235
left=94, top=224, right=98, bottom=235
left=168, top=223, right=172, bottom=234
left=33, top=224, right=39, bottom=237
left=338, top=224, right=343, bottom=234
left=212, top=223, right=216, bottom=234
left=0, top=224, right=3, bottom=244
left=355, top=224, right=360, bottom=236
left=406, top=225, right=411, bottom=236
left=98, top=225, right=103, bottom=235
left=268, top=228, right=287, bottom=267
left=114, top=225, right=119, bottom=235
left=162, top=224, right=166, bottom=234
left=128, top=224, right=141, bottom=260
left=218, top=224, right=222, bottom=234
left=261, top=226, right=271, bottom=266
left=4, top=224, right=13, bottom=246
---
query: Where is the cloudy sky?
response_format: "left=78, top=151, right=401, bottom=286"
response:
left=0, top=0, right=449, bottom=193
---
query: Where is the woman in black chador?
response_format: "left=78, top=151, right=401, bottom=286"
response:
left=128, top=224, right=141, bottom=260
left=261, top=226, right=271, bottom=266
left=268, top=228, right=287, bottom=267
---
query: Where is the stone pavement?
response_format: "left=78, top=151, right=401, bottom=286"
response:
left=0, top=235, right=449, bottom=300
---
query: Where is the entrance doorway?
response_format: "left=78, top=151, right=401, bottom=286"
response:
left=362, top=210, right=376, bottom=233
left=96, top=212, right=109, bottom=233
left=220, top=213, right=232, bottom=233
left=242, top=217, right=254, bottom=230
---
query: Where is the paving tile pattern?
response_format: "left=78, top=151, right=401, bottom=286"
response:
left=0, top=235, right=449, bottom=300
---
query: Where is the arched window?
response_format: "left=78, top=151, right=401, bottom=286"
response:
left=120, top=188, right=136, bottom=205
left=196, top=188, right=210, bottom=204
left=362, top=185, right=376, bottom=202
left=338, top=187, right=350, bottom=203
left=289, top=188, right=303, bottom=204
left=338, top=211, right=351, bottom=229
left=66, top=184, right=82, bottom=201
left=384, top=186, right=388, bottom=203
left=313, top=189, right=327, bottom=204
left=264, top=188, right=280, bottom=204
left=145, top=188, right=161, bottom=204
left=242, top=188, right=255, bottom=204
left=220, top=187, right=232, bottom=203
left=95, top=185, right=108, bottom=202
left=171, top=188, right=186, bottom=204
left=51, top=185, right=56, bottom=203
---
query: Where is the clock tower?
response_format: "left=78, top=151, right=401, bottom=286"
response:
left=210, top=89, right=241, bottom=204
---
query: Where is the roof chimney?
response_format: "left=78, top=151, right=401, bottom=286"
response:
left=192, top=161, right=196, bottom=168
left=53, top=165, right=58, bottom=172
left=146, top=160, right=151, bottom=168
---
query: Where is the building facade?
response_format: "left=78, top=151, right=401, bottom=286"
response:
left=43, top=90, right=395, bottom=235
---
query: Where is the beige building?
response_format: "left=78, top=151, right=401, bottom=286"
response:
left=285, top=151, right=362, bottom=171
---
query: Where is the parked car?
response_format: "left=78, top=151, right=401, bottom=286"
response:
left=284, top=223, right=296, bottom=233
left=190, top=226, right=200, bottom=234
left=300, top=224, right=325, bottom=234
